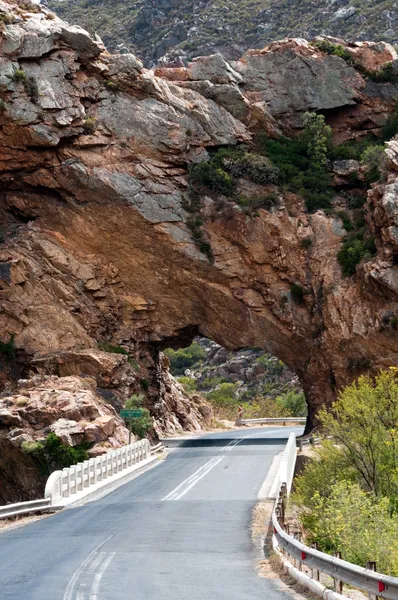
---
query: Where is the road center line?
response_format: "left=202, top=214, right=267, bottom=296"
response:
left=89, top=553, right=115, bottom=600
left=63, top=535, right=113, bottom=600
left=162, top=437, right=243, bottom=501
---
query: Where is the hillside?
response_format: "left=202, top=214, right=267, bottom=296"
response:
left=45, top=0, right=398, bottom=65
left=165, top=339, right=305, bottom=420
left=2, top=0, right=398, bottom=500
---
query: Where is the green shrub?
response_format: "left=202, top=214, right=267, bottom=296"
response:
left=314, top=39, right=353, bottom=63
left=226, top=152, right=279, bottom=185
left=291, top=283, right=304, bottom=304
left=124, top=394, right=152, bottom=438
left=237, top=192, right=279, bottom=212
left=329, top=135, right=379, bottom=163
left=292, top=369, right=398, bottom=574
left=337, top=211, right=354, bottom=232
left=186, top=216, right=213, bottom=260
left=297, top=481, right=398, bottom=574
left=206, top=382, right=238, bottom=407
left=98, top=341, right=129, bottom=355
left=188, top=161, right=235, bottom=196
left=176, top=376, right=197, bottom=392
left=390, top=316, right=398, bottom=329
left=140, top=378, right=149, bottom=391
left=0, top=334, right=16, bottom=361
left=24, top=76, right=39, bottom=103
left=22, top=433, right=89, bottom=475
left=82, top=117, right=98, bottom=134
left=275, top=390, right=307, bottom=417
left=164, top=341, right=206, bottom=375
left=257, top=113, right=333, bottom=211
left=13, top=69, right=27, bottom=84
left=381, top=105, right=398, bottom=141
left=337, top=233, right=376, bottom=276
left=104, top=80, right=118, bottom=90
left=301, top=237, right=312, bottom=249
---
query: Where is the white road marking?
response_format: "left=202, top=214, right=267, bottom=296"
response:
left=76, top=584, right=86, bottom=600
left=172, top=456, right=224, bottom=500
left=162, top=456, right=221, bottom=500
left=89, top=552, right=115, bottom=600
left=162, top=438, right=243, bottom=501
left=63, top=535, right=113, bottom=600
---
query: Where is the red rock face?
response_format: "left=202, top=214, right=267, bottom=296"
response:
left=1, top=1, right=398, bottom=489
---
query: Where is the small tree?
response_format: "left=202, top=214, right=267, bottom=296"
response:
left=124, top=394, right=152, bottom=439
left=319, top=368, right=398, bottom=499
left=302, top=112, right=332, bottom=173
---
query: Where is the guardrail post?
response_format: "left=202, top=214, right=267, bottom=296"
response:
left=367, top=562, right=378, bottom=600
left=311, top=543, right=320, bottom=581
left=334, top=552, right=343, bottom=594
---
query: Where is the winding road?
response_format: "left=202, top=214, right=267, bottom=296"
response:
left=0, top=426, right=302, bottom=600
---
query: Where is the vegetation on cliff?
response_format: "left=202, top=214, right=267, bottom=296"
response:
left=292, top=369, right=398, bottom=574
left=165, top=339, right=306, bottom=420
left=46, top=0, right=398, bottom=65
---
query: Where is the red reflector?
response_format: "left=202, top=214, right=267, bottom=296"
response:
left=378, top=582, right=386, bottom=593
left=301, top=551, right=307, bottom=561
left=274, top=527, right=277, bottom=534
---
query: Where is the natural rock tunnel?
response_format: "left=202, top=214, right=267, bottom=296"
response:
left=1, top=0, right=398, bottom=464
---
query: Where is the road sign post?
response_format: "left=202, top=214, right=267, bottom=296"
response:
left=120, top=409, right=143, bottom=445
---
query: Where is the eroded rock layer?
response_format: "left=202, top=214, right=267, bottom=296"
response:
left=1, top=1, right=398, bottom=499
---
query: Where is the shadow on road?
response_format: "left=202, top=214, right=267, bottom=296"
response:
left=161, top=437, right=293, bottom=448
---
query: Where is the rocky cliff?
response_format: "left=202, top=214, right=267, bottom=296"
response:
left=1, top=0, right=398, bottom=498
left=46, top=0, right=398, bottom=67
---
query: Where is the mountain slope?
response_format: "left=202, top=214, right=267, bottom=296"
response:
left=46, top=0, right=398, bottom=65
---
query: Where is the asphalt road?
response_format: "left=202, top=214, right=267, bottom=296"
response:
left=0, top=426, right=303, bottom=600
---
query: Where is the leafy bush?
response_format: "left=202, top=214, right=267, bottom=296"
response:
left=82, top=117, right=98, bottom=134
left=186, top=216, right=213, bottom=260
left=206, top=382, right=238, bottom=407
left=337, top=233, right=376, bottom=276
left=329, top=136, right=377, bottom=161
left=337, top=210, right=354, bottom=232
left=98, top=341, right=129, bottom=355
left=176, top=376, right=197, bottom=392
left=301, top=237, right=312, bottom=249
left=188, top=161, right=235, bottom=196
left=314, top=39, right=353, bottom=63
left=12, top=69, right=27, bottom=84
left=124, top=394, right=152, bottom=438
left=237, top=192, right=279, bottom=212
left=275, top=390, right=307, bottom=417
left=291, top=283, right=304, bottom=304
left=361, top=145, right=387, bottom=183
left=293, top=369, right=398, bottom=574
left=22, top=433, right=89, bottom=475
left=257, top=113, right=333, bottom=211
left=225, top=152, right=279, bottom=185
left=0, top=334, right=16, bottom=361
left=298, top=481, right=398, bottom=574
left=381, top=105, right=398, bottom=141
left=164, top=341, right=206, bottom=375
left=322, top=369, right=398, bottom=498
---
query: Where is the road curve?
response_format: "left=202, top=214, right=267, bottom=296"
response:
left=0, top=427, right=303, bottom=600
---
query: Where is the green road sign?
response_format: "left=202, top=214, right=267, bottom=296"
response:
left=120, top=409, right=143, bottom=418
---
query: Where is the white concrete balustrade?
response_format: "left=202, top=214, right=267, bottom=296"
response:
left=45, top=439, right=152, bottom=506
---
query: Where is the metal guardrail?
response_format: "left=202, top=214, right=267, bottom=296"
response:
left=0, top=498, right=53, bottom=520
left=239, top=417, right=306, bottom=425
left=272, top=438, right=398, bottom=600
left=273, top=513, right=398, bottom=599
